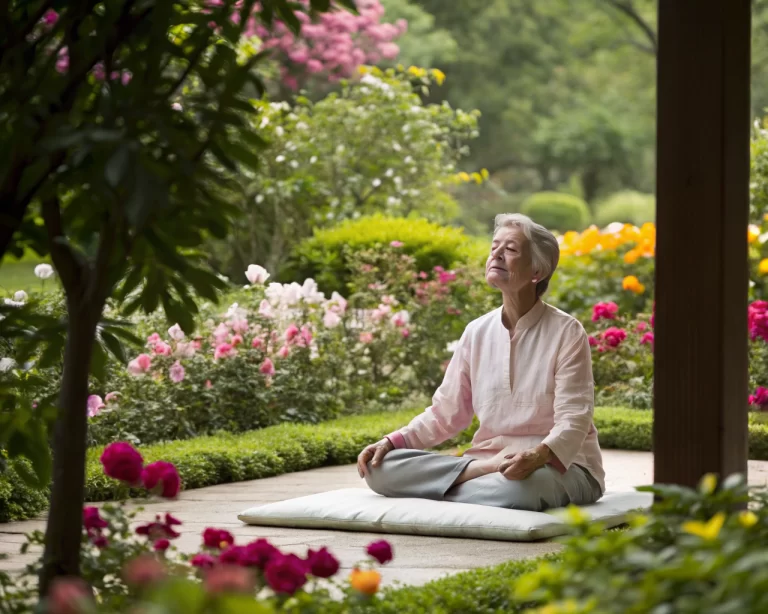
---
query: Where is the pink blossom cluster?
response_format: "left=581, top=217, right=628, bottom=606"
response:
left=749, top=386, right=768, bottom=409
left=592, top=301, right=619, bottom=322
left=247, top=0, right=407, bottom=89
left=749, top=300, right=768, bottom=342
left=100, top=441, right=181, bottom=498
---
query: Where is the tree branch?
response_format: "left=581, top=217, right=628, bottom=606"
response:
left=604, top=0, right=657, bottom=55
left=42, top=196, right=83, bottom=301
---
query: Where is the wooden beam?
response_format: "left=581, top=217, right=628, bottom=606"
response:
left=654, top=0, right=751, bottom=486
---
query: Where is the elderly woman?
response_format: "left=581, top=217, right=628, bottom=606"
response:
left=356, top=213, right=604, bottom=512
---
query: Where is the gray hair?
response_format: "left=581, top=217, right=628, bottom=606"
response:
left=493, top=213, right=560, bottom=297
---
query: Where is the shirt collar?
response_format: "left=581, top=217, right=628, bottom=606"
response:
left=499, top=300, right=547, bottom=333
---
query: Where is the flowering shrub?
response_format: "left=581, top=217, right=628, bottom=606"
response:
left=512, top=474, right=768, bottom=613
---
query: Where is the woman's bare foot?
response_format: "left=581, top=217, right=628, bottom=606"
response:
left=451, top=458, right=499, bottom=486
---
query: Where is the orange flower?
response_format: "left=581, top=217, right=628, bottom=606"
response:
left=759, top=259, right=768, bottom=275
left=623, top=248, right=641, bottom=264
left=349, top=568, right=381, bottom=596
left=749, top=224, right=761, bottom=244
left=622, top=275, right=645, bottom=294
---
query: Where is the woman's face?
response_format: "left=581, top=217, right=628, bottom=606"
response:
left=485, top=226, right=536, bottom=293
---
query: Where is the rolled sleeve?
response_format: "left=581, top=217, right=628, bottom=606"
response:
left=541, top=324, right=594, bottom=472
left=393, top=328, right=475, bottom=450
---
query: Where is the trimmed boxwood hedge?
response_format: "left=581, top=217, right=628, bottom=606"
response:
left=3, top=407, right=768, bottom=522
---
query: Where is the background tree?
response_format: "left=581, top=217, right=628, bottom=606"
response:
left=0, top=0, right=351, bottom=594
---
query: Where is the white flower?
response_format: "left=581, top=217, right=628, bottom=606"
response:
left=246, top=264, right=270, bottom=285
left=226, top=302, right=248, bottom=320
left=310, top=156, right=318, bottom=164
left=3, top=298, right=24, bottom=308
left=385, top=169, right=394, bottom=177
left=290, top=160, right=299, bottom=169
left=13, top=290, right=27, bottom=303
left=171, top=102, right=183, bottom=111
left=446, top=340, right=460, bottom=353
left=167, top=323, right=185, bottom=341
left=255, top=194, right=264, bottom=204
left=282, top=282, right=302, bottom=306
left=404, top=156, right=414, bottom=164
left=275, top=126, right=284, bottom=137
left=391, top=310, right=410, bottom=327
left=265, top=282, right=284, bottom=305
left=372, top=178, right=381, bottom=188
left=328, top=291, right=348, bottom=315
left=296, top=122, right=308, bottom=130
left=34, top=264, right=54, bottom=279
left=323, top=310, right=342, bottom=328
left=0, top=357, right=15, bottom=372
left=260, top=117, right=270, bottom=129
left=336, top=145, right=345, bottom=154
left=604, top=222, right=624, bottom=234
left=275, top=155, right=285, bottom=163
left=300, top=278, right=325, bottom=303
left=258, top=299, right=274, bottom=319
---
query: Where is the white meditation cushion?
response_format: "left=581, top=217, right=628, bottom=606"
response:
left=238, top=488, right=653, bottom=542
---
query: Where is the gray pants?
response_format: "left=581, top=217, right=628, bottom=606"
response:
left=365, top=449, right=602, bottom=512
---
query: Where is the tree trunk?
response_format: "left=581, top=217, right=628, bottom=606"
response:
left=39, top=301, right=100, bottom=596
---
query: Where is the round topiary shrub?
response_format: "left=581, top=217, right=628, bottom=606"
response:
left=594, top=191, right=656, bottom=227
left=520, top=192, right=591, bottom=232
left=283, top=214, right=475, bottom=294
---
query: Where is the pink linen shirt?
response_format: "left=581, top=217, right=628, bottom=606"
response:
left=387, top=300, right=605, bottom=492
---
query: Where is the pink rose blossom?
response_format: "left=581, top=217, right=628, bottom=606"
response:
left=602, top=327, right=627, bottom=348
left=153, top=341, right=172, bottom=356
left=323, top=310, right=341, bottom=328
left=122, top=555, right=167, bottom=588
left=146, top=333, right=162, bottom=347
left=105, top=392, right=119, bottom=404
left=278, top=345, right=290, bottom=359
left=169, top=361, right=186, bottom=383
left=231, top=334, right=243, bottom=347
left=640, top=332, right=654, bottom=346
left=299, top=325, right=313, bottom=346
left=592, top=302, right=619, bottom=322
left=259, top=358, right=276, bottom=376
left=251, top=337, right=264, bottom=349
left=168, top=324, right=185, bottom=341
left=635, top=322, right=648, bottom=333
left=214, top=343, right=235, bottom=360
left=127, top=353, right=152, bottom=376
left=205, top=380, right=213, bottom=389
left=87, top=395, right=105, bottom=418
left=285, top=324, right=300, bottom=342
left=48, top=578, right=90, bottom=614
left=438, top=271, right=457, bottom=284
left=359, top=332, right=374, bottom=344
left=391, top=310, right=410, bottom=328
left=142, top=461, right=181, bottom=498
left=259, top=299, right=274, bottom=319
left=401, top=328, right=410, bottom=338
left=749, top=386, right=768, bottom=408
left=588, top=336, right=599, bottom=347
left=213, top=323, right=230, bottom=345
left=55, top=47, right=69, bottom=74
left=43, top=9, right=59, bottom=26
left=390, top=241, right=404, bottom=248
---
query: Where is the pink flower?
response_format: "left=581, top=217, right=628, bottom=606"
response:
left=264, top=553, right=308, bottom=595
left=42, top=9, right=59, bottom=26
left=147, top=333, right=162, bottom=347
left=391, top=310, right=410, bottom=327
left=401, top=328, right=410, bottom=338
left=48, top=577, right=90, bottom=614
left=121, top=71, right=132, bottom=86
left=602, top=327, right=627, bottom=348
left=128, top=353, right=152, bottom=375
left=323, top=310, right=342, bottom=328
left=592, top=302, right=619, bottom=322
left=169, top=361, right=185, bottom=383
left=306, top=547, right=340, bottom=578
left=640, top=332, right=654, bottom=346
left=87, top=395, right=105, bottom=418
left=175, top=341, right=196, bottom=358
left=366, top=540, right=393, bottom=564
left=203, top=528, right=234, bottom=550
left=142, top=461, right=181, bottom=498
left=214, top=343, right=235, bottom=360
left=285, top=324, right=300, bottom=342
left=123, top=555, right=167, bottom=588
left=390, top=240, right=404, bottom=248
left=328, top=291, right=348, bottom=315
left=154, top=539, right=171, bottom=552
left=100, top=442, right=144, bottom=484
left=259, top=299, right=274, bottom=319
left=359, top=332, right=374, bottom=344
left=83, top=506, right=108, bottom=531
left=241, top=538, right=279, bottom=569
left=251, top=337, right=264, bottom=349
left=278, top=345, right=290, bottom=359
left=259, top=358, right=276, bottom=376
left=213, top=323, right=230, bottom=345
left=299, top=325, right=313, bottom=346
left=153, top=341, right=172, bottom=356
left=588, top=336, right=599, bottom=347
left=105, top=391, right=119, bottom=404
left=168, top=324, right=185, bottom=341
left=231, top=334, right=243, bottom=347
left=231, top=318, right=249, bottom=334
left=635, top=322, right=648, bottom=332
left=749, top=386, right=768, bottom=407
left=55, top=47, right=69, bottom=74
left=191, top=553, right=217, bottom=569
left=205, top=379, right=213, bottom=389
left=438, top=271, right=457, bottom=284
left=204, top=565, right=256, bottom=595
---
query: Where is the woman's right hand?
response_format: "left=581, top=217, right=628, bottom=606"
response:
left=357, top=438, right=394, bottom=478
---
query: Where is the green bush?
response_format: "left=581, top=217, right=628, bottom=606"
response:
left=520, top=192, right=591, bottom=232
left=594, top=190, right=655, bottom=228
left=0, top=458, right=49, bottom=522
left=284, top=214, right=477, bottom=293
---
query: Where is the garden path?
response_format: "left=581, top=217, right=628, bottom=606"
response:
left=2, top=450, right=768, bottom=587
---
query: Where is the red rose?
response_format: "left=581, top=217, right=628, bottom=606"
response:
left=82, top=506, right=108, bottom=531
left=366, top=540, right=393, bottom=565
left=264, top=553, right=308, bottom=595
left=306, top=547, right=340, bottom=578
left=141, top=461, right=181, bottom=498
left=191, top=553, right=217, bottom=569
left=100, top=442, right=143, bottom=484
left=202, top=528, right=234, bottom=550
left=241, top=538, right=279, bottom=569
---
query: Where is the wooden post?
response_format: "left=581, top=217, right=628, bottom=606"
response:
left=654, top=0, right=751, bottom=486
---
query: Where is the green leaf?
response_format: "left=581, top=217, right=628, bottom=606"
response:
left=90, top=341, right=108, bottom=382
left=105, top=144, right=132, bottom=187
left=100, top=330, right=128, bottom=364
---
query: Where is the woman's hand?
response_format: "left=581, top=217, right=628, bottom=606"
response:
left=498, top=445, right=552, bottom=480
left=357, top=438, right=395, bottom=478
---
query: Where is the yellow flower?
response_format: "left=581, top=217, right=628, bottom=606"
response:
left=698, top=473, right=718, bottom=495
left=471, top=172, right=483, bottom=184
left=481, top=168, right=490, bottom=180
left=407, top=66, right=427, bottom=79
left=749, top=224, right=761, bottom=244
left=349, top=568, right=381, bottom=596
left=431, top=68, right=446, bottom=85
left=622, top=275, right=645, bottom=294
left=739, top=510, right=759, bottom=528
left=457, top=172, right=471, bottom=182
left=629, top=513, right=649, bottom=528
left=682, top=512, right=726, bottom=540
left=624, top=248, right=641, bottom=265
left=358, top=65, right=371, bottom=75
left=759, top=259, right=768, bottom=275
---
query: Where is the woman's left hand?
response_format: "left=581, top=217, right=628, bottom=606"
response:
left=498, top=446, right=551, bottom=480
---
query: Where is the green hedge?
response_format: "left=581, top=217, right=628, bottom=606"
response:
left=4, top=407, right=768, bottom=522
left=520, top=192, right=591, bottom=232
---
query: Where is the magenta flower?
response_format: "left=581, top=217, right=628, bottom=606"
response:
left=153, top=341, right=172, bottom=356
left=153, top=539, right=171, bottom=552
left=264, top=553, right=308, bottom=595
left=241, top=538, right=279, bottom=570
left=231, top=334, right=243, bottom=347
left=83, top=506, right=108, bottom=531
left=366, top=540, right=393, bottom=564
left=260, top=358, right=276, bottom=376
left=592, top=302, right=619, bottom=322
left=100, top=442, right=144, bottom=484
left=142, top=461, right=181, bottom=498
left=87, top=395, right=105, bottom=418
left=438, top=270, right=457, bottom=284
left=391, top=310, right=410, bottom=328
left=278, top=345, right=290, bottom=359
left=390, top=240, right=404, bottom=248
left=203, top=528, right=234, bottom=550
left=640, top=332, right=654, bottom=346
left=214, top=343, right=235, bottom=360
left=602, top=327, right=627, bottom=348
left=219, top=545, right=247, bottom=565
left=42, top=9, right=59, bottom=25
left=251, top=336, right=264, bottom=349
left=749, top=386, right=768, bottom=408
left=588, top=336, right=599, bottom=347
left=285, top=324, right=300, bottom=342
left=306, top=547, right=340, bottom=578
left=191, top=553, right=217, bottom=569
left=55, top=47, right=69, bottom=74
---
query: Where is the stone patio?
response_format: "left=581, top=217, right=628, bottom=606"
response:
left=2, top=450, right=767, bottom=588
